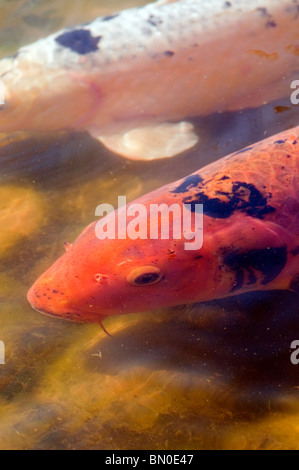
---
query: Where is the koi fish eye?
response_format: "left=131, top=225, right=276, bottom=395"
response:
left=127, top=266, right=163, bottom=286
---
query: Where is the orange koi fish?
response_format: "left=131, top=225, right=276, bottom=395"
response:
left=0, top=0, right=298, bottom=160
left=27, top=127, right=299, bottom=323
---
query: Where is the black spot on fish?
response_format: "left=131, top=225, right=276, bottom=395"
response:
left=233, top=146, right=254, bottom=156
left=147, top=15, right=163, bottom=27
left=266, top=20, right=277, bottom=27
left=185, top=192, right=233, bottom=218
left=56, top=29, right=102, bottom=55
left=293, top=140, right=297, bottom=145
left=224, top=246, right=287, bottom=292
left=219, top=176, right=230, bottom=181
left=102, top=14, right=119, bottom=21
left=171, top=174, right=203, bottom=194
left=184, top=181, right=276, bottom=219
left=224, top=1, right=232, bottom=8
left=164, top=51, right=175, bottom=57
left=274, top=139, right=287, bottom=144
left=257, top=7, right=277, bottom=27
left=257, top=7, right=268, bottom=17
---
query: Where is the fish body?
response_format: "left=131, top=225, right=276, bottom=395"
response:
left=0, top=0, right=299, bottom=159
left=27, top=127, right=299, bottom=323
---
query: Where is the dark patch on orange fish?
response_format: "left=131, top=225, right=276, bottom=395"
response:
left=183, top=181, right=275, bottom=219
left=223, top=246, right=288, bottom=292
left=171, top=174, right=204, bottom=194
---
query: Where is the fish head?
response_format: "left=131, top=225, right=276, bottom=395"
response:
left=27, top=210, right=216, bottom=324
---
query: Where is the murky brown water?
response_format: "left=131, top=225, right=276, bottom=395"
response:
left=0, top=0, right=298, bottom=450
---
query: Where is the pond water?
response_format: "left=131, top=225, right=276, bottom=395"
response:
left=0, top=0, right=298, bottom=450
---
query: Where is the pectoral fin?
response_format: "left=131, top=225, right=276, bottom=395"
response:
left=95, top=122, right=199, bottom=161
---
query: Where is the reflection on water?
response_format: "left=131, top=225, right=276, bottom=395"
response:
left=0, top=0, right=299, bottom=451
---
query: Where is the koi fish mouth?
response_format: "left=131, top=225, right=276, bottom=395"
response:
left=28, top=290, right=109, bottom=326
left=30, top=304, right=89, bottom=323
left=30, top=304, right=112, bottom=335
left=27, top=279, right=111, bottom=326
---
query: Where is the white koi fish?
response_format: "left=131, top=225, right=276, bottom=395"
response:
left=0, top=0, right=298, bottom=160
